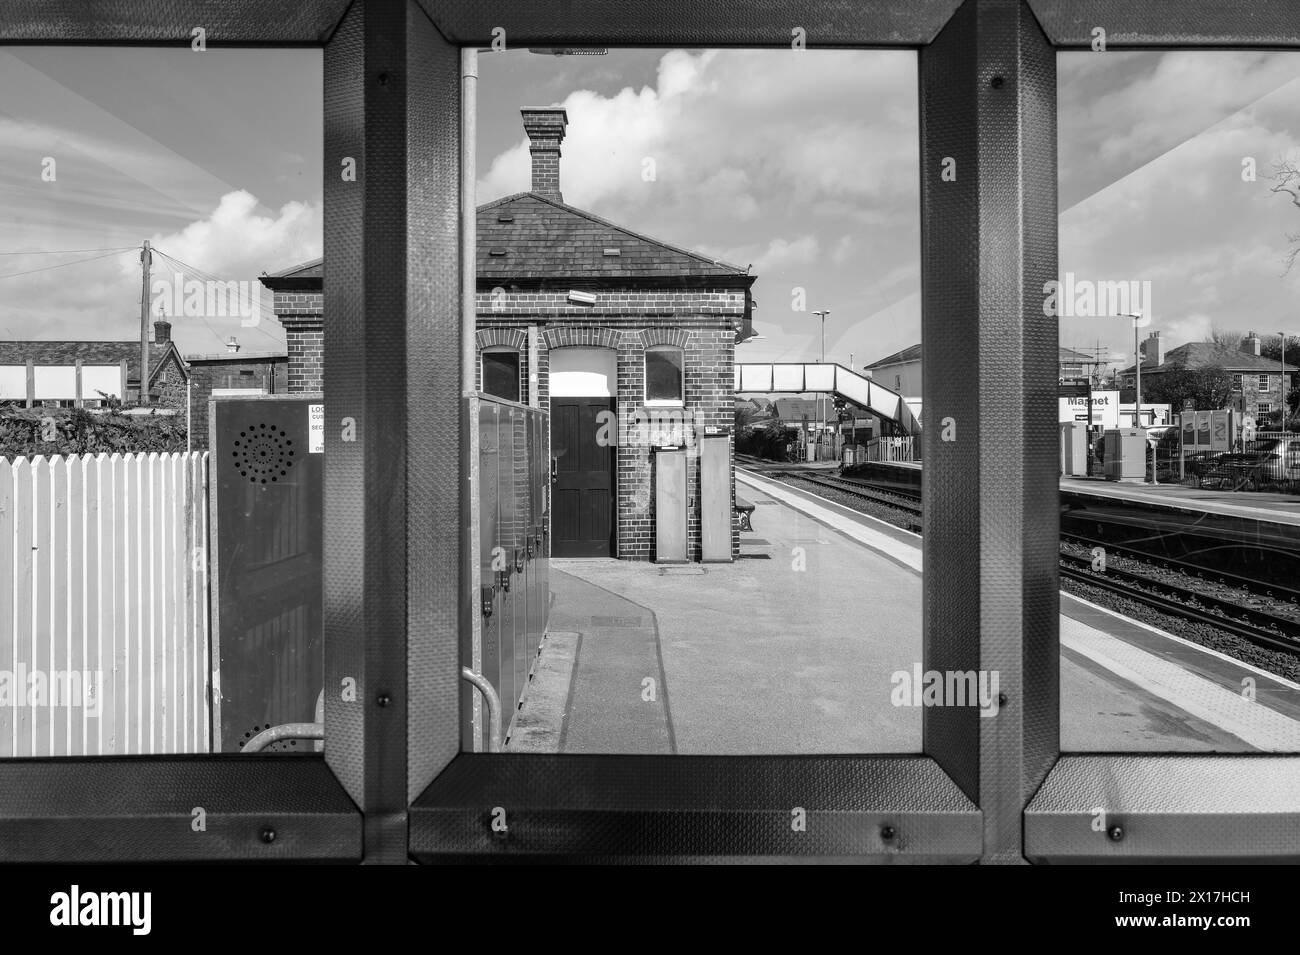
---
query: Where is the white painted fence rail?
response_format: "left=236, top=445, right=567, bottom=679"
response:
left=0, top=452, right=209, bottom=756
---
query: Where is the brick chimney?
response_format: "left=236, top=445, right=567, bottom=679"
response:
left=1242, top=331, right=1261, bottom=356
left=152, top=319, right=171, bottom=344
left=1140, top=330, right=1163, bottom=366
left=521, top=107, right=568, bottom=202
left=227, top=336, right=240, bottom=354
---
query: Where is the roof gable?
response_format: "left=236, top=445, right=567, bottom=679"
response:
left=477, top=193, right=751, bottom=284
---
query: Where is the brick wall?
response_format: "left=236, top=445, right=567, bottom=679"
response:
left=477, top=286, right=743, bottom=561
left=1235, top=371, right=1291, bottom=419
left=272, top=290, right=324, bottom=393
left=187, top=356, right=288, bottom=450
left=147, top=351, right=190, bottom=413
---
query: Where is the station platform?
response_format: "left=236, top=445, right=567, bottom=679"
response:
left=847, top=459, right=1300, bottom=527
left=1060, top=476, right=1300, bottom=527
left=508, top=468, right=1300, bottom=754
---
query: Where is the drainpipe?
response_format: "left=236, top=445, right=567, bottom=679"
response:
left=461, top=47, right=484, bottom=748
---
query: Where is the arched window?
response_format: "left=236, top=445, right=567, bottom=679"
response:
left=644, top=345, right=683, bottom=406
left=481, top=347, right=520, bottom=402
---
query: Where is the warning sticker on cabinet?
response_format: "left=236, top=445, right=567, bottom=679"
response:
left=309, top=404, right=324, bottom=453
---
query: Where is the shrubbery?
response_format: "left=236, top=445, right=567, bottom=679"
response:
left=736, top=423, right=798, bottom=461
left=0, top=407, right=187, bottom=459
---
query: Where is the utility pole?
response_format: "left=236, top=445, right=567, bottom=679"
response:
left=139, top=240, right=151, bottom=406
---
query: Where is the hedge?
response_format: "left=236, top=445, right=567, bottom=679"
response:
left=0, top=407, right=188, bottom=459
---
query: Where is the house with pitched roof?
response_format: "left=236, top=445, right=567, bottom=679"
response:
left=0, top=320, right=188, bottom=410
left=1120, top=330, right=1298, bottom=421
left=261, top=108, right=756, bottom=561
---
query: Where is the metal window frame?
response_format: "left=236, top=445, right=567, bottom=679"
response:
left=0, top=0, right=1297, bottom=865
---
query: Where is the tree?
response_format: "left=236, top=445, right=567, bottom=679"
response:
left=1269, top=154, right=1300, bottom=273
left=1204, top=325, right=1243, bottom=352
left=1259, top=333, right=1300, bottom=363
left=1142, top=363, right=1233, bottom=411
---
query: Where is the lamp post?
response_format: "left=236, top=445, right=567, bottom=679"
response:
left=1281, top=332, right=1290, bottom=428
left=812, top=309, right=830, bottom=458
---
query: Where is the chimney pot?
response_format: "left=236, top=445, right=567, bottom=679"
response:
left=521, top=107, right=568, bottom=203
left=153, top=319, right=171, bottom=344
left=227, top=336, right=240, bottom=354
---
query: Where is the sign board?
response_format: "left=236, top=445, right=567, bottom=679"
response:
left=1058, top=390, right=1118, bottom=429
left=1210, top=409, right=1230, bottom=452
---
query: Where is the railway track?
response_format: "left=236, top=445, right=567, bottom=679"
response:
left=1058, top=556, right=1300, bottom=654
left=739, top=457, right=1300, bottom=656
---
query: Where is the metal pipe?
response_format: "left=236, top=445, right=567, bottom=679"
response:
left=461, top=47, right=484, bottom=747
left=461, top=666, right=502, bottom=753
left=242, top=722, right=324, bottom=753
left=242, top=689, right=327, bottom=753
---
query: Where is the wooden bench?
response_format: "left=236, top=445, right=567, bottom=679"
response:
left=735, top=497, right=756, bottom=532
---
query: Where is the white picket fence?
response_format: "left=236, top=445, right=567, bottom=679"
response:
left=0, top=452, right=209, bottom=756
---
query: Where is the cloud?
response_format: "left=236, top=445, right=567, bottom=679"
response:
left=479, top=49, right=921, bottom=367
left=0, top=191, right=319, bottom=354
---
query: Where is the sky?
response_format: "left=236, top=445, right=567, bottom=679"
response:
left=4, top=46, right=1300, bottom=376
left=0, top=47, right=320, bottom=356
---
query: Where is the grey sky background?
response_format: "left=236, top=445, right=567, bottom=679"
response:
left=3, top=46, right=1300, bottom=374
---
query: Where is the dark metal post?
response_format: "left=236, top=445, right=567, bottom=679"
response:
left=920, top=0, right=1059, bottom=863
left=324, top=0, right=463, bottom=863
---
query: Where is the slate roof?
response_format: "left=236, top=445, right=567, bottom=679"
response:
left=864, top=343, right=922, bottom=369
left=259, top=257, right=323, bottom=291
left=0, top=340, right=184, bottom=386
left=477, top=193, right=753, bottom=284
left=868, top=343, right=1108, bottom=369
left=1119, top=342, right=1299, bottom=376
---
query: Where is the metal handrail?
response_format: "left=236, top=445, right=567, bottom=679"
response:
left=242, top=722, right=324, bottom=753
left=242, top=689, right=326, bottom=754
left=461, top=666, right=502, bottom=753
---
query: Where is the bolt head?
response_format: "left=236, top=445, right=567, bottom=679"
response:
left=260, top=827, right=276, bottom=844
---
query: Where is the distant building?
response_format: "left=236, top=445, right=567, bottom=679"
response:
left=863, top=343, right=922, bottom=395
left=261, top=108, right=755, bottom=562
left=0, top=320, right=188, bottom=410
left=185, top=337, right=288, bottom=450
left=863, top=342, right=1098, bottom=392
left=1119, top=330, right=1298, bottom=421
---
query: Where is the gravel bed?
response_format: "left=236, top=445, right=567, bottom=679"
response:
left=769, top=474, right=920, bottom=533
left=1060, top=539, right=1300, bottom=625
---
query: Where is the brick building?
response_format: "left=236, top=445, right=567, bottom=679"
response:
left=261, top=108, right=755, bottom=561
left=0, top=319, right=188, bottom=410
left=259, top=258, right=323, bottom=394
left=185, top=338, right=288, bottom=450
left=1121, top=331, right=1298, bottom=423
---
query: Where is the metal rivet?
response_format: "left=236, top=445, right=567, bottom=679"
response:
left=260, top=827, right=276, bottom=844
left=1107, top=825, right=1124, bottom=842
left=377, top=72, right=391, bottom=87
left=990, top=75, right=1004, bottom=89
left=376, top=693, right=391, bottom=708
left=998, top=692, right=1008, bottom=706
left=880, top=825, right=896, bottom=841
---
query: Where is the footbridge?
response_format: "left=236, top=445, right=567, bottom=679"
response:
left=734, top=362, right=922, bottom=436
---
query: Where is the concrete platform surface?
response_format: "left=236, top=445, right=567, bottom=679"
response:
left=508, top=469, right=1300, bottom=754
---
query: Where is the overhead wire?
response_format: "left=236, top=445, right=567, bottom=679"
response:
left=151, top=248, right=288, bottom=350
